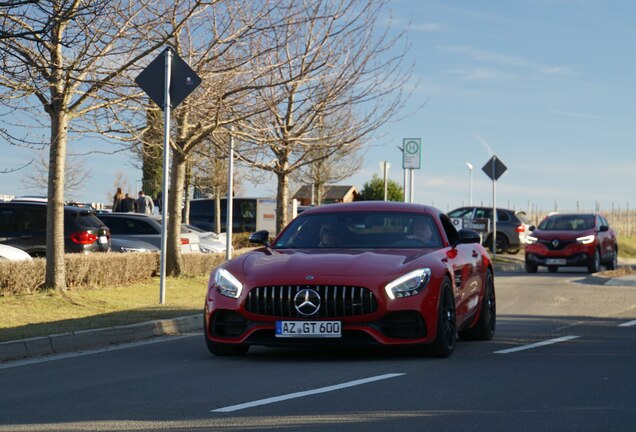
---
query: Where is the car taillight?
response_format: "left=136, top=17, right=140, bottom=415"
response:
left=70, top=231, right=98, bottom=244
left=180, top=238, right=190, bottom=245
left=516, top=225, right=525, bottom=233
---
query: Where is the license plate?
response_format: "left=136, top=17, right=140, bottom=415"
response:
left=546, top=258, right=566, bottom=265
left=98, top=236, right=108, bottom=244
left=275, top=321, right=341, bottom=338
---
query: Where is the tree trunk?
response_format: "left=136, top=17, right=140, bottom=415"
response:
left=45, top=110, right=68, bottom=290
left=166, top=150, right=186, bottom=276
left=275, top=172, right=289, bottom=233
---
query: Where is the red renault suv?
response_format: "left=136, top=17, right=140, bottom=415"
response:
left=524, top=213, right=618, bottom=273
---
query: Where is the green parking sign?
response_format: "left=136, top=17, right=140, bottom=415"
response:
left=402, top=138, right=421, bottom=169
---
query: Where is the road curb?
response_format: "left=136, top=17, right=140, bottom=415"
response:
left=0, top=314, right=202, bottom=363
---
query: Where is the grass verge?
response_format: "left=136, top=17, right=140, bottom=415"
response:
left=0, top=275, right=208, bottom=343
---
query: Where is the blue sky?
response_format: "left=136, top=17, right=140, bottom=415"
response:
left=2, top=0, right=635, bottom=214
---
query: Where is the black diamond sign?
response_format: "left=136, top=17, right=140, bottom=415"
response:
left=482, top=155, right=507, bottom=181
left=135, top=47, right=202, bottom=110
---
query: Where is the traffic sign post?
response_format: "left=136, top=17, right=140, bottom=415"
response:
left=136, top=47, right=202, bottom=304
left=402, top=138, right=421, bottom=203
left=481, top=155, right=507, bottom=259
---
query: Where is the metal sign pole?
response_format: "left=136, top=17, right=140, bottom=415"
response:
left=491, top=157, right=497, bottom=260
left=159, top=49, right=172, bottom=305
left=226, top=126, right=234, bottom=260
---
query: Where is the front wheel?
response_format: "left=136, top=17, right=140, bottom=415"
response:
left=606, top=249, right=618, bottom=270
left=459, top=269, right=496, bottom=341
left=525, top=262, right=538, bottom=273
left=587, top=249, right=601, bottom=273
left=429, top=278, right=457, bottom=358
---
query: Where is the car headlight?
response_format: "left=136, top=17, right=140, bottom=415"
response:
left=385, top=268, right=432, bottom=300
left=576, top=235, right=595, bottom=244
left=214, top=268, right=243, bottom=298
left=525, top=236, right=538, bottom=245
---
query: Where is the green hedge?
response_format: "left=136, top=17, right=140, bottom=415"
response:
left=0, top=252, right=229, bottom=296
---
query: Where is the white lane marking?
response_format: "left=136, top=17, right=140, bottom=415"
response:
left=618, top=320, right=636, bottom=327
left=211, top=373, right=405, bottom=413
left=494, top=335, right=580, bottom=354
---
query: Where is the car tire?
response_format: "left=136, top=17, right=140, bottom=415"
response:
left=587, top=249, right=601, bottom=273
left=486, top=234, right=508, bottom=254
left=547, top=266, right=558, bottom=273
left=429, top=277, right=456, bottom=358
left=606, top=249, right=618, bottom=271
left=459, top=269, right=495, bottom=341
left=525, top=262, right=538, bottom=273
left=507, top=248, right=520, bottom=255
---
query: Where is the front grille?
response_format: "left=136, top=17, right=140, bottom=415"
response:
left=245, top=285, right=378, bottom=318
left=539, top=238, right=575, bottom=250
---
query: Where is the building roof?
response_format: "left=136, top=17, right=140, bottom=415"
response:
left=293, top=185, right=358, bottom=201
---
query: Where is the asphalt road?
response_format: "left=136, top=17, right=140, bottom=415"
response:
left=1, top=270, right=635, bottom=432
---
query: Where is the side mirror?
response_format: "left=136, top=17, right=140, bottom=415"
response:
left=528, top=225, right=535, bottom=232
left=454, top=228, right=481, bottom=247
left=599, top=225, right=609, bottom=232
left=249, top=230, right=270, bottom=247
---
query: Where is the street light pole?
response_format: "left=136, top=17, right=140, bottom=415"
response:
left=466, top=162, right=473, bottom=206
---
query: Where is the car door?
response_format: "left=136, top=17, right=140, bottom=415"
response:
left=596, top=215, right=614, bottom=260
left=0, top=205, right=47, bottom=256
left=439, top=215, right=483, bottom=325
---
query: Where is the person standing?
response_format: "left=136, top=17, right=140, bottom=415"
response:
left=135, top=190, right=154, bottom=215
left=120, top=193, right=136, bottom=212
left=112, top=187, right=124, bottom=212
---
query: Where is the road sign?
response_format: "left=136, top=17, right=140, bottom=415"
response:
left=482, top=155, right=507, bottom=181
left=402, top=138, right=421, bottom=169
left=135, top=47, right=202, bottom=110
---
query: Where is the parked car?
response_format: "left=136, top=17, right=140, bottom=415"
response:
left=0, top=244, right=33, bottom=261
left=0, top=200, right=111, bottom=257
left=524, top=213, right=618, bottom=273
left=96, top=213, right=200, bottom=253
left=182, top=224, right=229, bottom=254
left=204, top=201, right=496, bottom=357
left=109, top=237, right=159, bottom=253
left=447, top=206, right=531, bottom=254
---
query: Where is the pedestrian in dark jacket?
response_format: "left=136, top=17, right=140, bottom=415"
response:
left=112, top=187, right=124, bottom=212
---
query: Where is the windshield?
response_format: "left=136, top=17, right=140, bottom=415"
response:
left=538, top=214, right=595, bottom=231
left=274, top=211, right=443, bottom=249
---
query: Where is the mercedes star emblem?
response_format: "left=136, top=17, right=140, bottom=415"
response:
left=294, top=288, right=321, bottom=316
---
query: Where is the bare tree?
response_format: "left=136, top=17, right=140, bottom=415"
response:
left=0, top=0, right=206, bottom=290
left=100, top=1, right=298, bottom=275
left=234, top=0, right=413, bottom=232
left=21, top=148, right=91, bottom=198
left=291, top=110, right=364, bottom=205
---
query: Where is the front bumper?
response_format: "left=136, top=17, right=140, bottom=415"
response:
left=205, top=308, right=433, bottom=347
left=525, top=252, right=590, bottom=267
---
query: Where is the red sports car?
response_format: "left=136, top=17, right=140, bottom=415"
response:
left=524, top=212, right=618, bottom=273
left=204, top=201, right=496, bottom=357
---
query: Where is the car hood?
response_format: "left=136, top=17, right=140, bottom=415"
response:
left=234, top=248, right=435, bottom=278
left=532, top=229, right=595, bottom=240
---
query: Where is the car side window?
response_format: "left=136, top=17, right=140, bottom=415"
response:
left=439, top=214, right=459, bottom=246
left=129, top=220, right=158, bottom=235
left=496, top=210, right=509, bottom=222
left=0, top=209, right=19, bottom=233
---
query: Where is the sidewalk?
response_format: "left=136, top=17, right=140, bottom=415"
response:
left=0, top=314, right=202, bottom=363
left=2, top=257, right=635, bottom=364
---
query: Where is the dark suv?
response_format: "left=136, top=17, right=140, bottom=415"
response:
left=0, top=201, right=111, bottom=257
left=447, top=206, right=531, bottom=254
